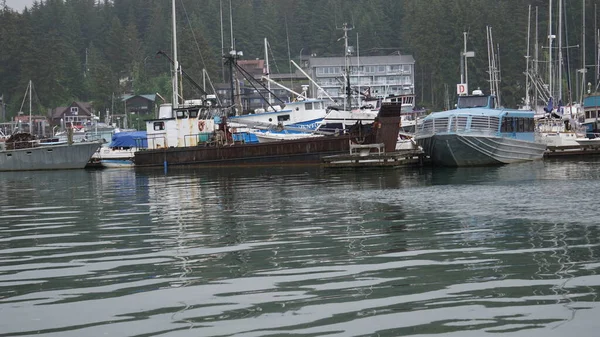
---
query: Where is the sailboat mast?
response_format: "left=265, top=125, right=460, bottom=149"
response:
left=29, top=80, right=32, bottom=133
left=558, top=0, right=563, bottom=102
left=171, top=0, right=179, bottom=109
left=549, top=0, right=553, bottom=100
left=535, top=7, right=539, bottom=107
left=581, top=0, right=586, bottom=103
left=525, top=5, right=532, bottom=108
left=265, top=38, right=271, bottom=104
left=357, top=33, right=361, bottom=108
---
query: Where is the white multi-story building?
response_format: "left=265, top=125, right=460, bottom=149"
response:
left=307, top=54, right=415, bottom=103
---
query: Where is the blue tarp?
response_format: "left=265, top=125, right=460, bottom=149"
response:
left=109, top=131, right=148, bottom=148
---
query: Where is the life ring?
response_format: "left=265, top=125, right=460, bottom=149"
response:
left=198, top=120, right=206, bottom=131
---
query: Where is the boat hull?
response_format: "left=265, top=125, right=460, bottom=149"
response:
left=416, top=133, right=546, bottom=166
left=101, top=159, right=134, bottom=168
left=0, top=142, right=101, bottom=171
left=134, top=135, right=351, bottom=167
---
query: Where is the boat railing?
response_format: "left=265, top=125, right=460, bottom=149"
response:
left=145, top=134, right=167, bottom=150
left=418, top=115, right=499, bottom=137
left=469, top=116, right=500, bottom=135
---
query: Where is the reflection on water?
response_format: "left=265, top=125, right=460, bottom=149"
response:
left=1, top=159, right=600, bottom=336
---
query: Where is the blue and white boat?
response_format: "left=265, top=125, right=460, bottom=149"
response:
left=415, top=91, right=547, bottom=166
left=92, top=131, right=147, bottom=168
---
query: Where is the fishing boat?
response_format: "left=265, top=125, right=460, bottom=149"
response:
left=134, top=0, right=353, bottom=168
left=0, top=132, right=101, bottom=171
left=415, top=91, right=547, bottom=166
left=0, top=81, right=101, bottom=171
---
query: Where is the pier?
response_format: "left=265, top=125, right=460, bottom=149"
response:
left=322, top=148, right=429, bottom=169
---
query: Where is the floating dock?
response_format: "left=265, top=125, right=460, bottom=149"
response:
left=322, top=148, right=429, bottom=169
left=544, top=146, right=600, bottom=158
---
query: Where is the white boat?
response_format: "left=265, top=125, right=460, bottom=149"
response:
left=536, top=116, right=586, bottom=150
left=91, top=131, right=147, bottom=168
left=415, top=93, right=547, bottom=166
left=575, top=133, right=600, bottom=148
left=316, top=93, right=421, bottom=134
left=0, top=132, right=101, bottom=171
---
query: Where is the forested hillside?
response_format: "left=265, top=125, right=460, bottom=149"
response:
left=0, top=0, right=595, bottom=118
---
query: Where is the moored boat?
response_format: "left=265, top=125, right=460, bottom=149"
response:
left=0, top=132, right=101, bottom=171
left=91, top=131, right=147, bottom=168
left=415, top=92, right=547, bottom=166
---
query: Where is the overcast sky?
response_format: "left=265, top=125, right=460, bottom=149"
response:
left=5, top=0, right=37, bottom=12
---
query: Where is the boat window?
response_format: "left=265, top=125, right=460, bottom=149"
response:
left=175, top=109, right=186, bottom=118
left=154, top=122, right=165, bottom=131
left=501, top=117, right=514, bottom=132
left=305, top=102, right=313, bottom=110
left=501, top=117, right=535, bottom=132
left=188, top=109, right=199, bottom=118
left=518, top=118, right=525, bottom=132
left=526, top=118, right=535, bottom=132
left=457, top=96, right=489, bottom=108
left=277, top=115, right=290, bottom=122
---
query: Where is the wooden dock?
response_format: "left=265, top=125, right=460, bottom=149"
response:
left=322, top=148, right=429, bottom=169
left=544, top=147, right=600, bottom=158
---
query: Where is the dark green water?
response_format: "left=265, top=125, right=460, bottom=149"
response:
left=1, top=159, right=600, bottom=336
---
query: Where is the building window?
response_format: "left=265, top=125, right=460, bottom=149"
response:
left=403, top=65, right=412, bottom=74
left=71, top=107, right=78, bottom=115
left=388, top=65, right=400, bottom=73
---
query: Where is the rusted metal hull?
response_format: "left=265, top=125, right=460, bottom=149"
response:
left=134, top=135, right=351, bottom=167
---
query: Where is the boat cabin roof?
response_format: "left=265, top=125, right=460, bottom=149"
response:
left=424, top=94, right=535, bottom=120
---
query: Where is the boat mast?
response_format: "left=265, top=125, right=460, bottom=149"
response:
left=535, top=7, right=539, bottom=108
left=549, top=0, right=554, bottom=101
left=558, top=0, right=563, bottom=103
left=580, top=0, right=586, bottom=103
left=29, top=80, right=32, bottom=133
left=220, top=0, right=225, bottom=82
left=340, top=23, right=353, bottom=111
left=525, top=5, right=532, bottom=108
left=357, top=33, right=361, bottom=108
left=264, top=38, right=271, bottom=104
left=171, top=0, right=179, bottom=109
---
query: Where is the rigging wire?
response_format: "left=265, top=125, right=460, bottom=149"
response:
left=179, top=0, right=214, bottom=96
left=284, top=14, right=293, bottom=90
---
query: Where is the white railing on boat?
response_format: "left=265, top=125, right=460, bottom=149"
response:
left=418, top=115, right=500, bottom=137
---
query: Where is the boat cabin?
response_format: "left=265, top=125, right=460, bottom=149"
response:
left=418, top=93, right=536, bottom=141
left=456, top=93, right=497, bottom=109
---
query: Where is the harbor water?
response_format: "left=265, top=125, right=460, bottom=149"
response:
left=1, top=158, right=600, bottom=336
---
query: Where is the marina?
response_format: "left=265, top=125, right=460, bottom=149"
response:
left=3, top=1, right=600, bottom=335
left=1, top=159, right=600, bottom=336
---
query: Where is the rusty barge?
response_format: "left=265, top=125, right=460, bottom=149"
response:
left=134, top=133, right=351, bottom=167
left=133, top=101, right=404, bottom=168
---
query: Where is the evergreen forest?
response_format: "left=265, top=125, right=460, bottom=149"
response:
left=0, top=0, right=598, bottom=120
